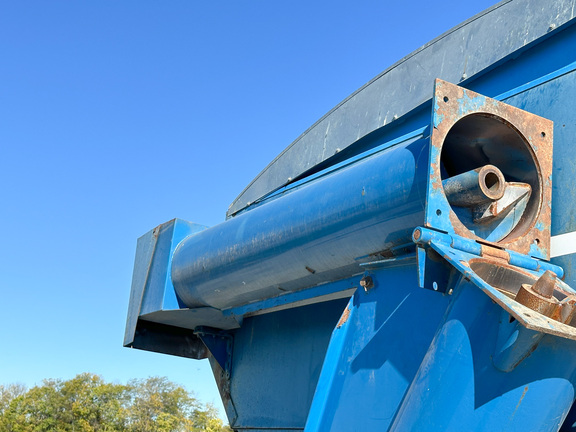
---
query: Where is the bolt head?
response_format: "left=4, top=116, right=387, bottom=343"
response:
left=360, top=276, right=374, bottom=291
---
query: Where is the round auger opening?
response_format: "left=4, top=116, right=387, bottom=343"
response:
left=440, top=113, right=541, bottom=243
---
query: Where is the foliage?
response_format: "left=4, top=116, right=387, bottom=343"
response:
left=0, top=374, right=231, bottom=432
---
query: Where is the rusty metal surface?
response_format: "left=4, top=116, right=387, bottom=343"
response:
left=443, top=165, right=506, bottom=206
left=427, top=79, right=553, bottom=259
left=475, top=182, right=531, bottom=224
left=480, top=244, right=510, bottom=263
left=336, top=306, right=351, bottom=329
left=515, top=283, right=559, bottom=317
left=517, top=270, right=576, bottom=324
left=430, top=238, right=576, bottom=341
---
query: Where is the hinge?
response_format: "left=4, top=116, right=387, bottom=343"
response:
left=412, top=227, right=563, bottom=277
left=480, top=244, right=510, bottom=263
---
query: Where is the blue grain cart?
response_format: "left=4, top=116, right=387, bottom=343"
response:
left=124, top=1, right=576, bottom=430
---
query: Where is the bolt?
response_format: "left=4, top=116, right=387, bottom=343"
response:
left=413, top=228, right=421, bottom=241
left=360, top=276, right=374, bottom=292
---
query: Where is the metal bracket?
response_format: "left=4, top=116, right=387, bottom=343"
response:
left=492, top=308, right=544, bottom=372
left=194, top=326, right=233, bottom=379
left=426, top=79, right=553, bottom=259
left=195, top=326, right=238, bottom=427
left=413, top=227, right=562, bottom=277
left=413, top=226, right=576, bottom=341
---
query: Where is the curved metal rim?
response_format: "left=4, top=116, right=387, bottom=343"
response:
left=228, top=0, right=576, bottom=217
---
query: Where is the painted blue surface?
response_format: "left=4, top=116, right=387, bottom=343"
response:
left=222, top=274, right=359, bottom=318
left=306, top=237, right=576, bottom=430
left=171, top=138, right=429, bottom=310
left=470, top=21, right=576, bottom=101
left=389, top=282, right=576, bottom=432
left=414, top=227, right=564, bottom=278
left=125, top=9, right=576, bottom=432
left=305, top=263, right=450, bottom=431
left=138, top=219, right=208, bottom=314
left=307, top=17, right=576, bottom=183
left=228, top=299, right=349, bottom=430
left=501, top=69, right=576, bottom=290
left=124, top=218, right=207, bottom=346
left=234, top=127, right=428, bottom=215
left=304, top=42, right=576, bottom=429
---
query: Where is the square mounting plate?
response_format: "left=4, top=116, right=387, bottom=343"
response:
left=425, top=79, right=553, bottom=260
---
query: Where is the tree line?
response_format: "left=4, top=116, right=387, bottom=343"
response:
left=0, top=373, right=231, bottom=432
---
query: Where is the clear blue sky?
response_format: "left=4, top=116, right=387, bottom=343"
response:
left=0, top=0, right=497, bottom=419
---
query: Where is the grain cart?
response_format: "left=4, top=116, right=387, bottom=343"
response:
left=124, top=1, right=576, bottom=430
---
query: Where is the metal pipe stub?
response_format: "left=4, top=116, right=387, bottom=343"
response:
left=442, top=164, right=506, bottom=207
left=429, top=80, right=553, bottom=258
left=515, top=270, right=560, bottom=318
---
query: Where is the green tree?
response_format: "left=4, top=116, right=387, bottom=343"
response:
left=126, top=376, right=201, bottom=432
left=0, top=383, right=26, bottom=416
left=0, top=374, right=230, bottom=432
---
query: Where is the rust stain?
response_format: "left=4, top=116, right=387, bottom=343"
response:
left=552, top=294, right=576, bottom=324
left=430, top=169, right=443, bottom=191
left=480, top=244, right=510, bottom=262
left=413, top=229, right=422, bottom=241
left=429, top=79, right=553, bottom=259
left=305, top=266, right=316, bottom=274
left=337, top=307, right=351, bottom=329
left=510, top=385, right=529, bottom=421
left=515, top=283, right=559, bottom=317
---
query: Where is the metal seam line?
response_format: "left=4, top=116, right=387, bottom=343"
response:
left=551, top=231, right=576, bottom=258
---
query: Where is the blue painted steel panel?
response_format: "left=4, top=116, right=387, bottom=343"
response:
left=172, top=137, right=428, bottom=310
left=389, top=283, right=576, bottom=432
left=305, top=263, right=450, bottom=431
left=500, top=70, right=576, bottom=289
left=124, top=3, right=576, bottom=431
left=227, top=299, right=349, bottom=430
left=124, top=218, right=207, bottom=346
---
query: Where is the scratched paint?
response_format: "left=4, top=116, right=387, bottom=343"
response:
left=457, top=90, right=488, bottom=117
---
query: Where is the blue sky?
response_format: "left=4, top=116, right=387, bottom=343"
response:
left=0, top=0, right=497, bottom=418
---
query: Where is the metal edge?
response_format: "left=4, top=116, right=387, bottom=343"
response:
left=427, top=79, right=553, bottom=258
left=123, top=228, right=159, bottom=346
left=430, top=239, right=576, bottom=341
left=228, top=0, right=576, bottom=217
